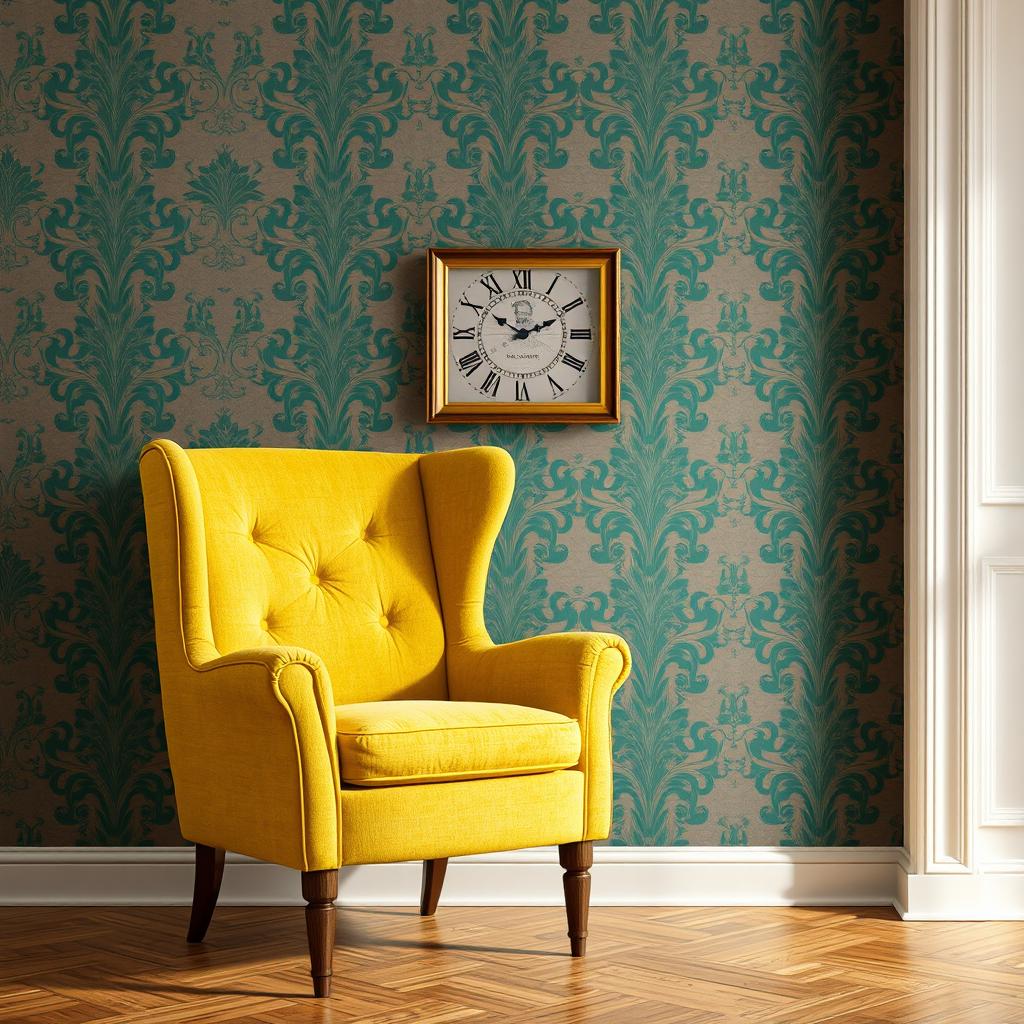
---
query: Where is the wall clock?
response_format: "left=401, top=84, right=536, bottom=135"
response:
left=426, top=248, right=620, bottom=423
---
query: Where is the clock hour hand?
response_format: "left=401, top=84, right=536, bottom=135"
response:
left=493, top=312, right=529, bottom=340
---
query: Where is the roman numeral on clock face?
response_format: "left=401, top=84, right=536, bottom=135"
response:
left=515, top=380, right=530, bottom=401
left=480, top=274, right=502, bottom=297
left=512, top=269, right=532, bottom=290
left=460, top=297, right=484, bottom=314
left=562, top=296, right=583, bottom=313
left=458, top=350, right=482, bottom=375
left=570, top=328, right=591, bottom=340
left=481, top=370, right=501, bottom=397
left=453, top=326, right=475, bottom=340
left=562, top=352, right=586, bottom=373
left=545, top=273, right=561, bottom=295
left=547, top=375, right=564, bottom=398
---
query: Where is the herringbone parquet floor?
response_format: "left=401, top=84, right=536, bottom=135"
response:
left=2, top=905, right=1024, bottom=1023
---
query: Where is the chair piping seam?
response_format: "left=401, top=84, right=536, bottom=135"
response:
left=336, top=719, right=578, bottom=737
left=340, top=760, right=579, bottom=785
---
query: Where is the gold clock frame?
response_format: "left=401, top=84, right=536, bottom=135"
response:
left=426, top=247, right=620, bottom=423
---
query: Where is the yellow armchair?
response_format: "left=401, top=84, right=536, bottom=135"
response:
left=140, top=439, right=630, bottom=997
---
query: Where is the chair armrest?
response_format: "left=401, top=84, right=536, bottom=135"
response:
left=448, top=632, right=630, bottom=841
left=162, top=646, right=341, bottom=872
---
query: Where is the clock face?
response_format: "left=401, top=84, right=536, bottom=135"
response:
left=446, top=266, right=599, bottom=404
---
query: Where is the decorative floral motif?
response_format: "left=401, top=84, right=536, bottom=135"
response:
left=735, top=0, right=902, bottom=845
left=576, top=0, right=728, bottom=844
left=181, top=27, right=265, bottom=135
left=183, top=148, right=264, bottom=269
left=434, top=0, right=577, bottom=247
left=182, top=291, right=267, bottom=398
left=253, top=0, right=409, bottom=448
left=0, top=423, right=45, bottom=530
left=0, top=27, right=47, bottom=137
left=185, top=408, right=263, bottom=447
left=0, top=293, right=44, bottom=401
left=33, top=0, right=190, bottom=843
left=0, top=688, right=45, bottom=817
left=0, top=542, right=43, bottom=663
left=0, top=147, right=43, bottom=269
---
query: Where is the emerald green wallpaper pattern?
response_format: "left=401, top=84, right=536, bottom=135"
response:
left=0, top=0, right=902, bottom=846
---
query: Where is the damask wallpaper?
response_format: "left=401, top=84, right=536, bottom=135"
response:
left=0, top=0, right=902, bottom=847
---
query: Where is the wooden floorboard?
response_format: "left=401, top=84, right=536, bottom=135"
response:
left=1, top=906, right=1023, bottom=1022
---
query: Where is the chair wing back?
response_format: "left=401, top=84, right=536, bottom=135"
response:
left=142, top=441, right=449, bottom=703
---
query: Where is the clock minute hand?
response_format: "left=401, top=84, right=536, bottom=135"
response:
left=529, top=318, right=558, bottom=334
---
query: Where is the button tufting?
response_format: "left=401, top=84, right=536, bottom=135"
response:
left=310, top=573, right=320, bottom=586
left=259, top=618, right=269, bottom=631
left=379, top=613, right=390, bottom=628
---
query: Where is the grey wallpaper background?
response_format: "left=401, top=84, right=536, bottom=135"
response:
left=0, top=0, right=903, bottom=846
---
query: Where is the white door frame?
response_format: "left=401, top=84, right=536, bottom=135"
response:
left=902, top=0, right=1024, bottom=918
left=903, top=0, right=969, bottom=881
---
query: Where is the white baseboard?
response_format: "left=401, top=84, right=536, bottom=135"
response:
left=8, top=845, right=1024, bottom=919
left=0, top=846, right=902, bottom=907
left=897, top=867, right=1024, bottom=920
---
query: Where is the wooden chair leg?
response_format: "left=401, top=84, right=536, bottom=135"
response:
left=186, top=844, right=225, bottom=943
left=420, top=858, right=448, bottom=916
left=302, top=869, right=338, bottom=998
left=558, top=841, right=593, bottom=957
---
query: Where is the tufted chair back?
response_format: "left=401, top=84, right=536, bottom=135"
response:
left=165, top=446, right=448, bottom=704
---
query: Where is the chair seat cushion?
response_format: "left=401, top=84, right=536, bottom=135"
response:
left=335, top=700, right=582, bottom=787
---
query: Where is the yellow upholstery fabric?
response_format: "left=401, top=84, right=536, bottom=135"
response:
left=186, top=448, right=447, bottom=705
left=335, top=700, right=581, bottom=786
left=139, top=439, right=630, bottom=873
left=419, top=448, right=632, bottom=840
left=140, top=444, right=341, bottom=872
left=340, top=770, right=585, bottom=865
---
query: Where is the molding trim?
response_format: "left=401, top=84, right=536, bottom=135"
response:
left=977, top=558, right=1024, bottom=826
left=898, top=867, right=1024, bottom=920
left=10, top=847, right=1024, bottom=920
left=904, top=0, right=971, bottom=875
left=905, top=0, right=1024, bottom=915
left=981, top=485, right=1024, bottom=507
left=970, top=0, right=1024, bottom=506
left=0, top=846, right=902, bottom=908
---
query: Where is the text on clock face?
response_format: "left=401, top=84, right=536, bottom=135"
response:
left=450, top=269, right=594, bottom=401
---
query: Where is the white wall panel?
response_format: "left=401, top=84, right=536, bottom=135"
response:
left=980, top=560, right=1024, bottom=824
left=984, top=0, right=1024, bottom=501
